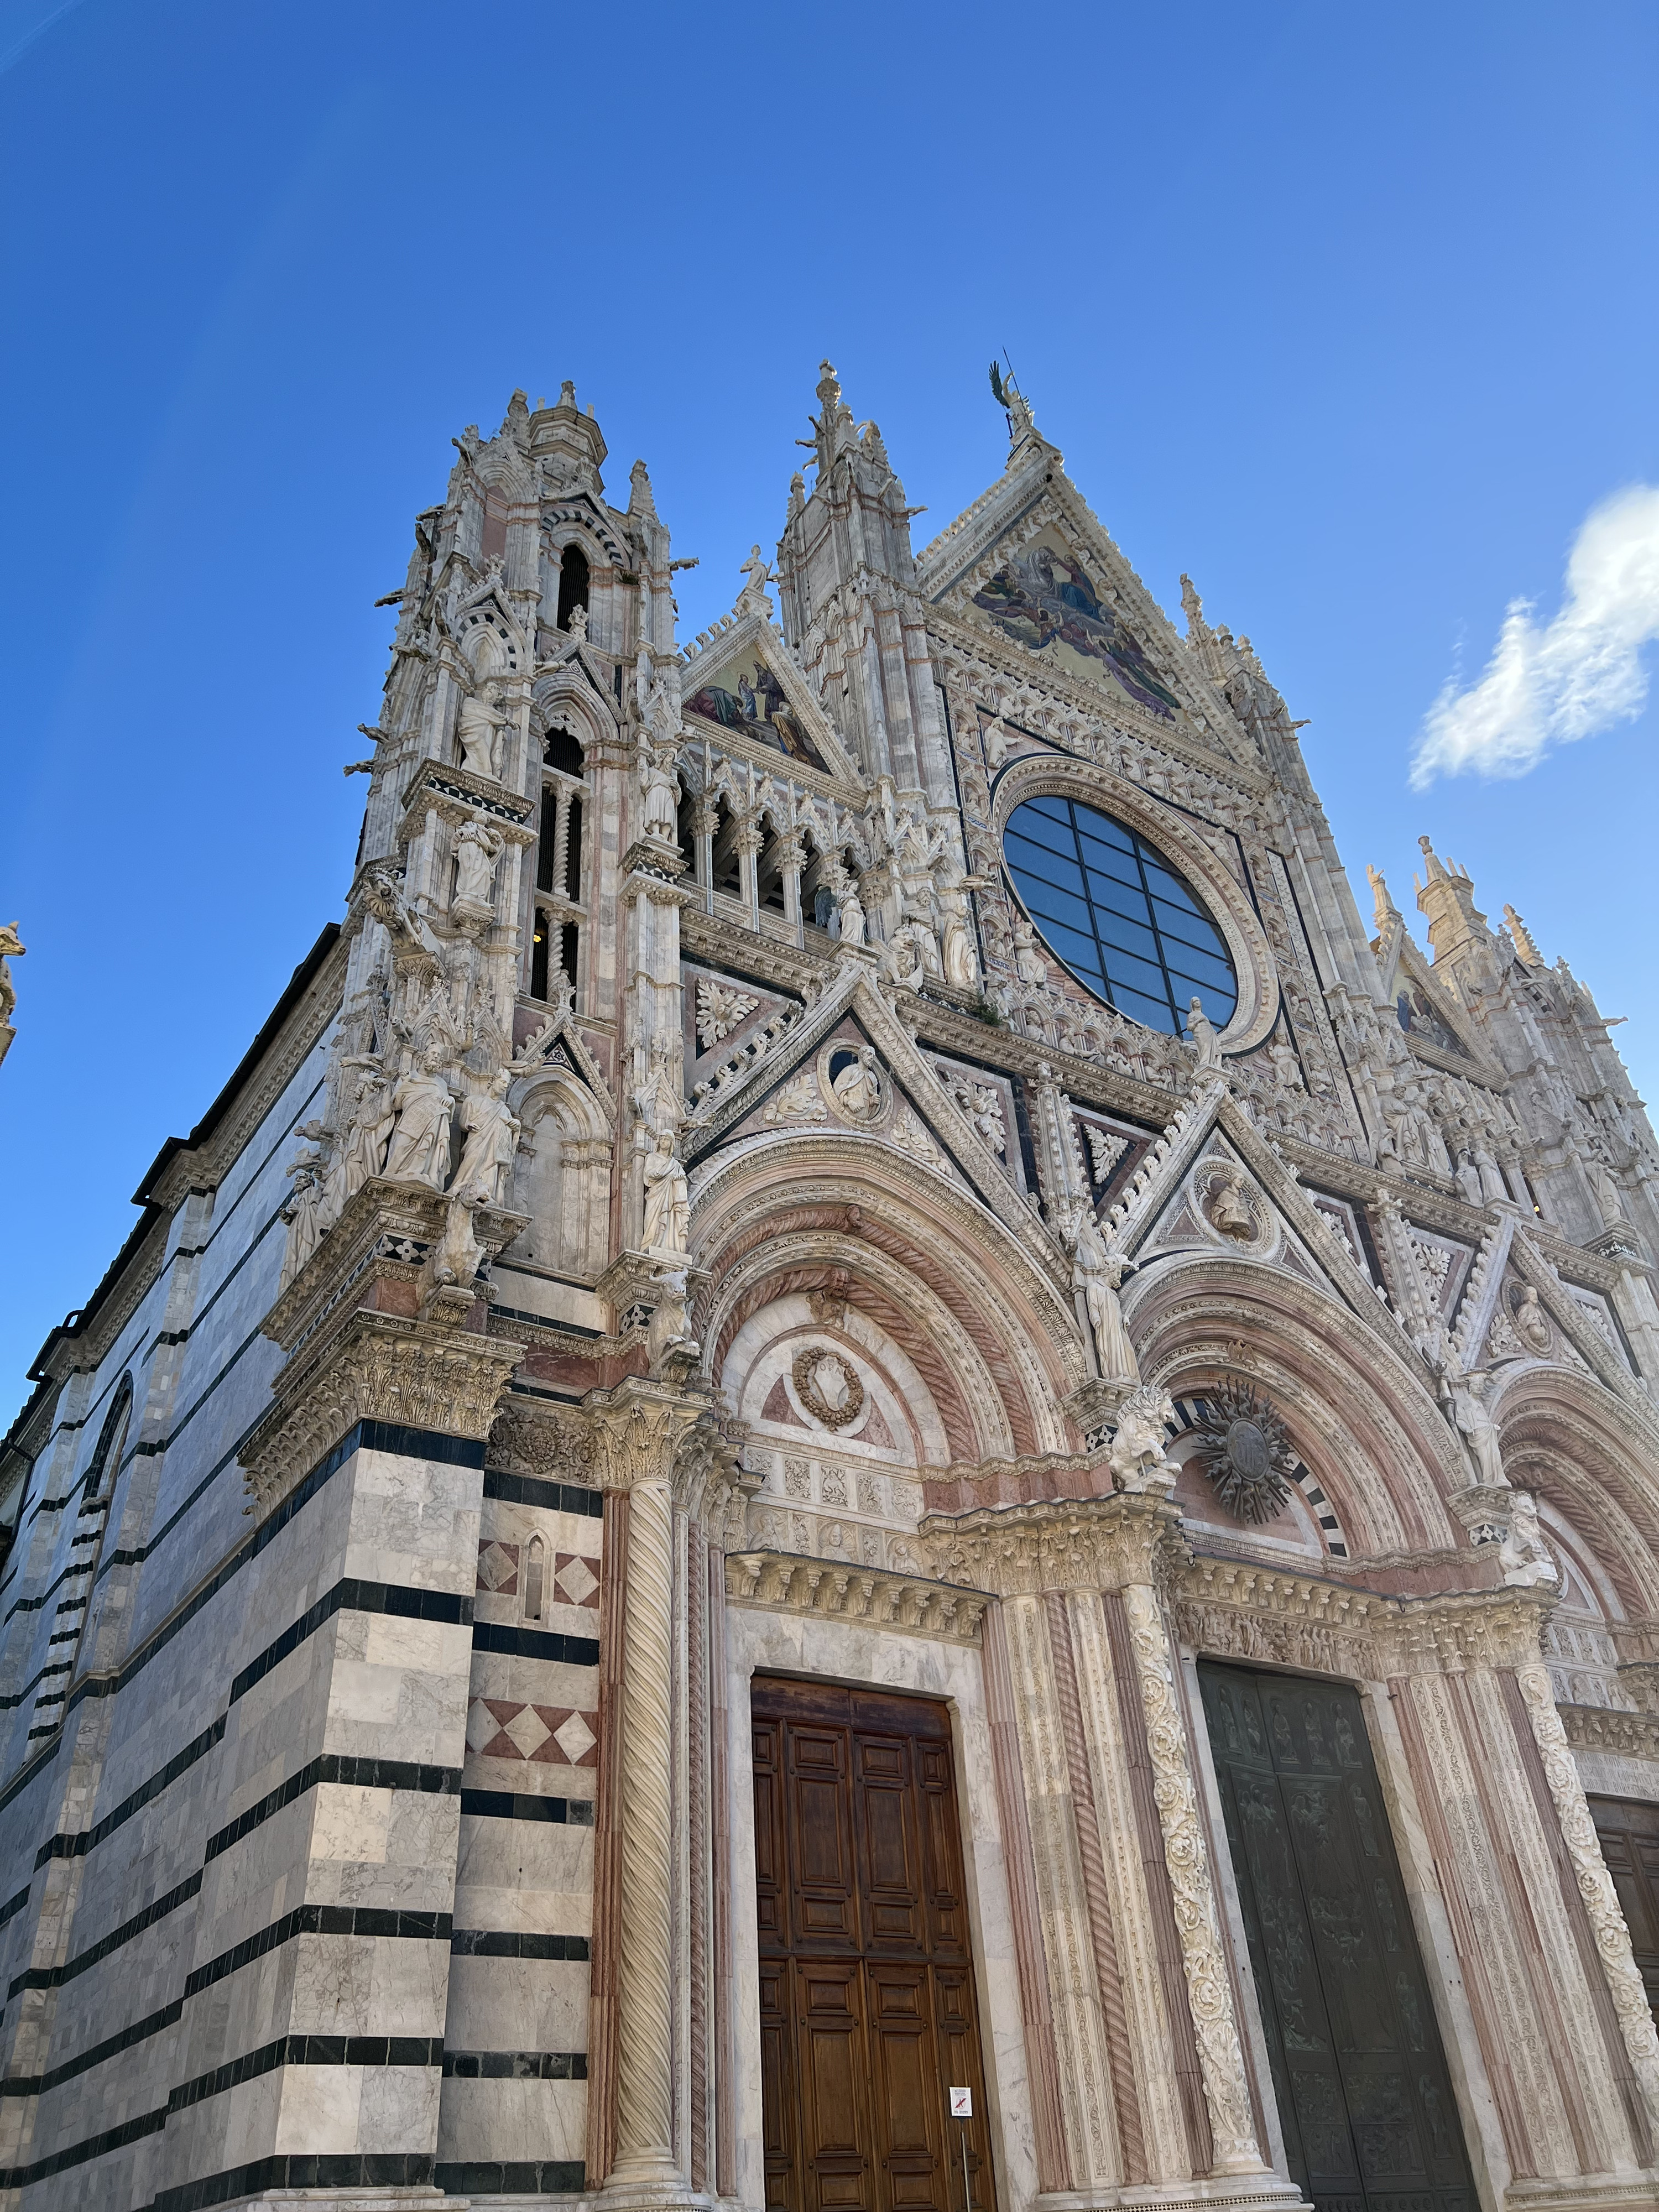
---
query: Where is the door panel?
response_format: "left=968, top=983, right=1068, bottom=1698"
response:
left=753, top=1678, right=994, bottom=2212
left=1589, top=1796, right=1659, bottom=2026
left=1200, top=1663, right=1476, bottom=2212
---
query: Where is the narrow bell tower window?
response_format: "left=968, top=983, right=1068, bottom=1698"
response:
left=565, top=797, right=583, bottom=901
left=557, top=545, right=590, bottom=632
left=544, top=724, right=583, bottom=779
left=531, top=912, right=551, bottom=1001
left=524, top=1536, right=546, bottom=1622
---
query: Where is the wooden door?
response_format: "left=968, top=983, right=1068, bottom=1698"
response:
left=1199, top=1663, right=1476, bottom=2212
left=753, top=1677, right=994, bottom=2212
left=1589, top=1796, right=1659, bottom=2025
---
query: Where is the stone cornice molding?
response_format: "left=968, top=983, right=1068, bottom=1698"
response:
left=921, top=1491, right=1180, bottom=1598
left=1558, top=1703, right=1659, bottom=1761
left=1172, top=1554, right=1554, bottom=1680
left=725, top=1550, right=991, bottom=1643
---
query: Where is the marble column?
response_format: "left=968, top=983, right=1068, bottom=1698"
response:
left=587, top=1380, right=705, bottom=2203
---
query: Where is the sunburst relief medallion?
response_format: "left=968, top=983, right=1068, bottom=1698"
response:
left=1191, top=1380, right=1295, bottom=1524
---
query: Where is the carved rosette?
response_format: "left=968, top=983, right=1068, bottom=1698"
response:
left=1120, top=1582, right=1264, bottom=2174
left=1515, top=1662, right=1659, bottom=2126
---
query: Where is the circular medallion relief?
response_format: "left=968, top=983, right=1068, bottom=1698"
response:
left=792, top=1347, right=866, bottom=1431
left=1002, top=795, right=1238, bottom=1036
left=1191, top=1381, right=1295, bottom=1525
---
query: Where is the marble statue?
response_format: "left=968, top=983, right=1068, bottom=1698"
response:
left=641, top=1127, right=691, bottom=1255
left=833, top=877, right=867, bottom=947
left=1450, top=1366, right=1506, bottom=1487
left=1500, top=1489, right=1558, bottom=1588
left=1108, top=1384, right=1179, bottom=1495
left=1072, top=1215, right=1137, bottom=1384
left=567, top=604, right=588, bottom=640
left=1186, top=997, right=1223, bottom=1075
left=0, top=920, right=23, bottom=1034
left=279, top=1146, right=326, bottom=1291
left=383, top=1048, right=457, bottom=1188
left=646, top=1265, right=700, bottom=1378
left=435, top=1183, right=484, bottom=1288
left=1474, top=1143, right=1509, bottom=1204
left=453, top=818, right=505, bottom=912
left=934, top=861, right=980, bottom=990
left=342, top=1070, right=397, bottom=1198
left=1207, top=1167, right=1255, bottom=1241
left=1011, top=919, right=1046, bottom=985
left=456, top=685, right=505, bottom=781
left=453, top=1071, right=520, bottom=1206
left=640, top=742, right=680, bottom=845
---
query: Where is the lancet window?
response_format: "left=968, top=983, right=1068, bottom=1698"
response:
left=530, top=722, right=587, bottom=1005
left=556, top=544, right=589, bottom=632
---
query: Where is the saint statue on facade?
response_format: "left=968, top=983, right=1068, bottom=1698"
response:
left=383, top=1047, right=457, bottom=1188
left=641, top=1127, right=691, bottom=1255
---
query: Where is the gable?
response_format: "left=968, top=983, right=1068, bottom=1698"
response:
left=684, top=640, right=833, bottom=773
left=966, top=526, right=1183, bottom=721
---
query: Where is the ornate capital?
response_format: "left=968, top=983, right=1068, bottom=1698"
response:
left=585, top=1378, right=709, bottom=1493
left=241, top=1308, right=520, bottom=1515
left=922, top=1491, right=1180, bottom=1598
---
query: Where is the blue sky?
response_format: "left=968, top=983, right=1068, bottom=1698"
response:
left=2, top=0, right=1656, bottom=1408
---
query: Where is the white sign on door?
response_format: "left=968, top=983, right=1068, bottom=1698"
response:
left=948, top=2088, right=973, bottom=2118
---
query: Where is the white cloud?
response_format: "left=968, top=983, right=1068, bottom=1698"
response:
left=1410, top=483, right=1659, bottom=789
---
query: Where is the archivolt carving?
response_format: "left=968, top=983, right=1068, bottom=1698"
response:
left=1129, top=1262, right=1466, bottom=1554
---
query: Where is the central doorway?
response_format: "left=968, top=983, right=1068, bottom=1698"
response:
left=752, top=1676, right=995, bottom=2212
left=1199, top=1662, right=1476, bottom=2212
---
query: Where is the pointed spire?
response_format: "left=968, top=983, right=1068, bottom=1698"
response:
left=786, top=469, right=806, bottom=521
left=1366, top=864, right=1399, bottom=934
left=1414, top=835, right=1491, bottom=974
left=628, top=459, right=657, bottom=519
left=812, top=359, right=857, bottom=469
left=1180, top=573, right=1209, bottom=643
left=1503, top=904, right=1543, bottom=967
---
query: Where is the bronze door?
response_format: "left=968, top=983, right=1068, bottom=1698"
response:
left=1589, top=1796, right=1659, bottom=2026
left=1199, top=1664, right=1476, bottom=2212
left=752, top=1677, right=994, bottom=2212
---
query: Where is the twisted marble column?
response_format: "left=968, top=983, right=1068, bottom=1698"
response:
left=589, top=1382, right=703, bottom=2193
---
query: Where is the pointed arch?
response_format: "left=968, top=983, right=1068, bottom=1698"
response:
left=1126, top=1250, right=1467, bottom=1556
left=691, top=1134, right=1084, bottom=1467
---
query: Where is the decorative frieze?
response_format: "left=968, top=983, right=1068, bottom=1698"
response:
left=724, top=1550, right=989, bottom=1641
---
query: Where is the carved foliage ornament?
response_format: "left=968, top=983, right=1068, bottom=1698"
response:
left=792, top=1346, right=865, bottom=1430
left=1191, top=1380, right=1294, bottom=1525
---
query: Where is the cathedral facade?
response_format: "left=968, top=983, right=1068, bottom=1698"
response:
left=6, top=367, right=1659, bottom=2212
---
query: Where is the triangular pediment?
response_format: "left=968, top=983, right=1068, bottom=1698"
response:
left=951, top=520, right=1188, bottom=722
left=681, top=958, right=1067, bottom=1280
left=916, top=445, right=1254, bottom=766
left=1100, top=1081, right=1412, bottom=1352
left=1375, top=931, right=1486, bottom=1068
left=680, top=609, right=859, bottom=786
